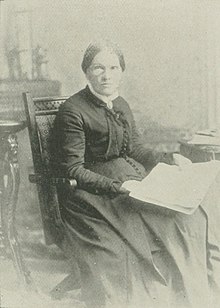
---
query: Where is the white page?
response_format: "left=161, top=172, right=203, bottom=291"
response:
left=124, top=161, right=220, bottom=214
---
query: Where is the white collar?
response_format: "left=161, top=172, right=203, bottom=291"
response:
left=88, top=83, right=119, bottom=109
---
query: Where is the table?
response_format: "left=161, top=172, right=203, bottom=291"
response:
left=180, top=141, right=220, bottom=162
left=0, top=120, right=32, bottom=287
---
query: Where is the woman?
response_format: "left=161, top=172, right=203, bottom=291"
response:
left=53, top=41, right=216, bottom=308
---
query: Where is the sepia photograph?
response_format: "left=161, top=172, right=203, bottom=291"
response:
left=0, top=1, right=220, bottom=307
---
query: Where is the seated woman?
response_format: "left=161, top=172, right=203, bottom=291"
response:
left=52, top=41, right=218, bottom=308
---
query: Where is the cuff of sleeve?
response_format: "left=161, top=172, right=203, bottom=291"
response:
left=109, top=181, right=123, bottom=193
left=160, top=152, right=174, bottom=165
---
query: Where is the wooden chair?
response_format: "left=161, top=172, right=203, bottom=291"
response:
left=23, top=92, right=77, bottom=247
left=23, top=92, right=80, bottom=297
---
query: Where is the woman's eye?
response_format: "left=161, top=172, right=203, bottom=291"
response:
left=92, top=66, right=104, bottom=74
left=111, top=66, right=119, bottom=70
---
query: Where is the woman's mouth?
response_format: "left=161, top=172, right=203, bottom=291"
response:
left=101, top=83, right=113, bottom=87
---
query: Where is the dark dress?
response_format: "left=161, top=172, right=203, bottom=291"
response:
left=53, top=86, right=217, bottom=308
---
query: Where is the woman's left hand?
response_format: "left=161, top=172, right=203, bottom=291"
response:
left=173, top=153, right=192, bottom=169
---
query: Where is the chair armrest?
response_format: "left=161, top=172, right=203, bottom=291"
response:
left=29, top=173, right=77, bottom=187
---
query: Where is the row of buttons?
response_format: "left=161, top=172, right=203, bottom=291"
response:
left=104, top=107, right=143, bottom=177
left=120, top=126, right=129, bottom=156
left=117, top=115, right=143, bottom=177
left=124, top=156, right=143, bottom=177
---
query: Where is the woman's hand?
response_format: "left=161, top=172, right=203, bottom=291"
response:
left=173, top=153, right=192, bottom=169
left=121, top=180, right=141, bottom=193
left=111, top=181, right=131, bottom=195
left=118, top=186, right=130, bottom=194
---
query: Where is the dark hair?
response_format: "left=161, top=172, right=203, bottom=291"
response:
left=81, top=40, right=125, bottom=73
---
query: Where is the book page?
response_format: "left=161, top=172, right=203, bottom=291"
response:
left=123, top=161, right=220, bottom=214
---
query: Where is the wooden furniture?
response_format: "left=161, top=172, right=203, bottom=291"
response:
left=23, top=92, right=80, bottom=298
left=180, top=141, right=220, bottom=162
left=0, top=120, right=32, bottom=287
left=22, top=92, right=77, bottom=248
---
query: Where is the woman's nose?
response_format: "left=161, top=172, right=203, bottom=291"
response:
left=102, top=68, right=111, bottom=80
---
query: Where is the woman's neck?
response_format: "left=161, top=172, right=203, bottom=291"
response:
left=88, top=83, right=119, bottom=109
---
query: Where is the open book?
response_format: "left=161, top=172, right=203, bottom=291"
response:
left=123, top=161, right=220, bottom=214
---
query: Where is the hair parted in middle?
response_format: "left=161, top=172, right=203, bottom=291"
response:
left=81, top=40, right=125, bottom=73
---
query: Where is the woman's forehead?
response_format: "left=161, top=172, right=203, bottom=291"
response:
left=81, top=41, right=125, bottom=73
left=91, top=50, right=120, bottom=66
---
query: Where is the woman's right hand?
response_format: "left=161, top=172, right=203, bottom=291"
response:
left=121, top=180, right=141, bottom=193
left=118, top=186, right=130, bottom=194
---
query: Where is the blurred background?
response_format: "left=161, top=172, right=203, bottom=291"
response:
left=2, top=0, right=220, bottom=130
left=1, top=0, right=220, bottom=306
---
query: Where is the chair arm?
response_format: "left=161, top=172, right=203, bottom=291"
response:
left=29, top=173, right=77, bottom=187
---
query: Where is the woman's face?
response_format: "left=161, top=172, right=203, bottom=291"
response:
left=86, top=50, right=123, bottom=96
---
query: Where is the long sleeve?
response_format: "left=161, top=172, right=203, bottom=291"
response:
left=56, top=105, right=122, bottom=194
left=127, top=107, right=174, bottom=169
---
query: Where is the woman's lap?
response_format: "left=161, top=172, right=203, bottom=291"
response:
left=61, top=189, right=213, bottom=307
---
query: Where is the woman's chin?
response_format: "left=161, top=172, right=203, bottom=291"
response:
left=99, top=88, right=116, bottom=96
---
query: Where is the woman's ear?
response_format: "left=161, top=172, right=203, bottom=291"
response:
left=85, top=69, right=91, bottom=82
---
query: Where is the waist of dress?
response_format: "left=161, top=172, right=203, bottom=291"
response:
left=85, top=156, right=147, bottom=181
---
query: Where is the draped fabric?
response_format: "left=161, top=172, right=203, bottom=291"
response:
left=52, top=86, right=219, bottom=308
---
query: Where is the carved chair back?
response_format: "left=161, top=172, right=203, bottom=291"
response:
left=23, top=92, right=69, bottom=246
